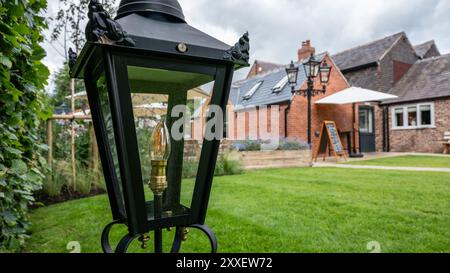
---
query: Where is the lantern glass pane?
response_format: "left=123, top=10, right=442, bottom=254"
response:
left=312, top=63, right=320, bottom=77
left=96, top=74, right=126, bottom=216
left=320, top=68, right=330, bottom=84
left=303, top=63, right=310, bottom=77
left=287, top=70, right=297, bottom=85
left=127, top=65, right=214, bottom=219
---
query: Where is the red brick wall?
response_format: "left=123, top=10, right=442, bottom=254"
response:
left=230, top=54, right=354, bottom=153
left=374, top=104, right=385, bottom=152
left=287, top=55, right=353, bottom=151
left=386, top=98, right=450, bottom=153
left=393, top=60, right=413, bottom=83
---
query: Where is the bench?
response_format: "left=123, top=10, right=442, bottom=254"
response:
left=442, top=132, right=450, bottom=154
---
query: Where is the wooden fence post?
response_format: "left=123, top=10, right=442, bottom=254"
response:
left=47, top=119, right=53, bottom=166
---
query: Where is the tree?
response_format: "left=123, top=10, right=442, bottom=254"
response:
left=50, top=0, right=117, bottom=56
left=0, top=0, right=51, bottom=251
left=50, top=64, right=85, bottom=109
left=48, top=0, right=116, bottom=106
left=47, top=0, right=116, bottom=196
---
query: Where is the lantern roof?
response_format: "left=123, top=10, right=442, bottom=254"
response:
left=70, top=0, right=250, bottom=79
left=116, top=0, right=185, bottom=22
left=116, top=13, right=229, bottom=55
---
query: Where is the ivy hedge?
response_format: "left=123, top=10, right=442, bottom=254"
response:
left=0, top=0, right=50, bottom=251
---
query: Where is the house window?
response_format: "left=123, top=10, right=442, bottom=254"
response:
left=407, top=106, right=417, bottom=126
left=420, top=105, right=432, bottom=125
left=394, top=108, right=404, bottom=127
left=359, top=109, right=373, bottom=133
left=392, top=103, right=435, bottom=129
left=243, top=81, right=263, bottom=100
left=272, top=76, right=288, bottom=93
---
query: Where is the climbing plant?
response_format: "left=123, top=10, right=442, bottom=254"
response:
left=0, top=0, right=51, bottom=251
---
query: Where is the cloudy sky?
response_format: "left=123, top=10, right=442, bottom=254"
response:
left=42, top=0, right=450, bottom=93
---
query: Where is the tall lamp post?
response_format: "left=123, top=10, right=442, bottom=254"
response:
left=286, top=54, right=332, bottom=147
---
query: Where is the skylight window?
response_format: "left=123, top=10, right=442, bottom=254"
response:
left=272, top=76, right=288, bottom=93
left=243, top=81, right=263, bottom=100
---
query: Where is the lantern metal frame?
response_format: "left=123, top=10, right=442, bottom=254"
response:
left=70, top=0, right=249, bottom=253
left=302, top=54, right=321, bottom=79
left=287, top=55, right=332, bottom=146
left=319, top=60, right=332, bottom=85
left=286, top=60, right=299, bottom=94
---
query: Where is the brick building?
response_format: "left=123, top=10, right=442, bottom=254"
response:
left=246, top=60, right=283, bottom=79
left=228, top=45, right=353, bottom=152
left=332, top=32, right=448, bottom=153
left=227, top=32, right=448, bottom=154
left=380, top=54, right=450, bottom=153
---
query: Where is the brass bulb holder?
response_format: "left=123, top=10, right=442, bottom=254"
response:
left=180, top=227, right=189, bottom=241
left=149, top=159, right=168, bottom=196
left=138, top=233, right=150, bottom=249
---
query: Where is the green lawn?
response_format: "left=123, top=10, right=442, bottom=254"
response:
left=346, top=155, right=450, bottom=168
left=25, top=168, right=450, bottom=253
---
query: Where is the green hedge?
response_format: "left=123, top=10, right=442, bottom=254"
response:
left=0, top=0, right=50, bottom=251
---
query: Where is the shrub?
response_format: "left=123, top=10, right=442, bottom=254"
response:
left=182, top=154, right=244, bottom=179
left=182, top=159, right=200, bottom=179
left=231, top=140, right=262, bottom=151
left=183, top=154, right=244, bottom=178
left=92, top=167, right=106, bottom=192
left=42, top=161, right=70, bottom=197
left=278, top=138, right=309, bottom=151
left=219, top=153, right=244, bottom=176
left=41, top=160, right=106, bottom=198
left=75, top=163, right=93, bottom=196
left=0, top=0, right=50, bottom=251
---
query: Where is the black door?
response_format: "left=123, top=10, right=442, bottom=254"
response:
left=359, top=106, right=375, bottom=153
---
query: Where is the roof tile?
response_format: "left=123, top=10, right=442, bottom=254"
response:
left=230, top=53, right=327, bottom=109
left=414, top=40, right=437, bottom=58
left=384, top=54, right=450, bottom=104
left=332, top=32, right=404, bottom=71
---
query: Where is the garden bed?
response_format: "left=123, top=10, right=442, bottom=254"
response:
left=35, top=187, right=106, bottom=206
left=231, top=150, right=312, bottom=169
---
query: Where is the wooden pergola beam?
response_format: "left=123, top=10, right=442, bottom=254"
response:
left=49, top=114, right=92, bottom=120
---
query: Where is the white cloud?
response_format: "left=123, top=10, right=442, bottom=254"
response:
left=41, top=0, right=450, bottom=93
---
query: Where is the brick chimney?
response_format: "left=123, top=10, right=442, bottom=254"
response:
left=298, top=40, right=316, bottom=61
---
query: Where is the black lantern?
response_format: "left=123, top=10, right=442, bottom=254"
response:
left=285, top=60, right=299, bottom=93
left=303, top=53, right=321, bottom=78
left=319, top=60, right=332, bottom=85
left=70, top=0, right=249, bottom=253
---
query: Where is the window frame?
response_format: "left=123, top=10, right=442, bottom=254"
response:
left=243, top=80, right=263, bottom=100
left=391, top=102, right=435, bottom=130
left=271, top=76, right=288, bottom=93
left=359, top=108, right=374, bottom=133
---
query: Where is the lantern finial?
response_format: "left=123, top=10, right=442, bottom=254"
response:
left=116, top=0, right=185, bottom=22
left=223, top=31, right=250, bottom=64
left=68, top=48, right=77, bottom=71
left=85, top=0, right=136, bottom=46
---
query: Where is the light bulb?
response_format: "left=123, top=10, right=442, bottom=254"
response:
left=150, top=119, right=171, bottom=161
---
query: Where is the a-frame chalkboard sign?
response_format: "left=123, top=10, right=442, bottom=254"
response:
left=313, top=121, right=347, bottom=162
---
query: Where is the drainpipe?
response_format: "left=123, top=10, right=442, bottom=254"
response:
left=383, top=105, right=390, bottom=152
left=285, top=102, right=291, bottom=138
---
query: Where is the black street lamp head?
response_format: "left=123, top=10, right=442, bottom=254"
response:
left=70, top=0, right=249, bottom=253
left=303, top=53, right=321, bottom=78
left=319, top=59, right=332, bottom=85
left=285, top=60, right=299, bottom=91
